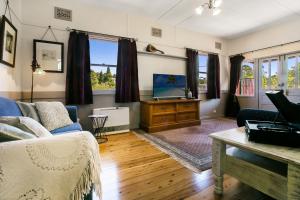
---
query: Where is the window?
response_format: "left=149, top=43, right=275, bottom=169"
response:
left=260, top=54, right=300, bottom=91
left=261, top=60, right=269, bottom=89
left=270, top=59, right=279, bottom=89
left=285, top=55, right=300, bottom=89
left=260, top=58, right=280, bottom=90
left=236, top=60, right=255, bottom=96
left=89, top=38, right=118, bottom=90
left=198, top=54, right=208, bottom=91
left=287, top=56, right=296, bottom=89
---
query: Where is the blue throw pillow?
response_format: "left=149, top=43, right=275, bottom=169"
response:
left=0, top=97, right=22, bottom=116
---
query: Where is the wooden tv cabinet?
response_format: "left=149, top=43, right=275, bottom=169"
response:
left=140, top=99, right=201, bottom=133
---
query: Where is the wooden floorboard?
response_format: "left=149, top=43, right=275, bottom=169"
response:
left=99, top=132, right=273, bottom=200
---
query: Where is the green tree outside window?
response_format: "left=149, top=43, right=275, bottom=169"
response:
left=91, top=66, right=116, bottom=90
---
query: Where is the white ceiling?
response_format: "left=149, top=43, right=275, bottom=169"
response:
left=81, top=0, right=300, bottom=39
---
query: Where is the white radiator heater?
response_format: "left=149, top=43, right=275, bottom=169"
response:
left=93, top=107, right=130, bottom=134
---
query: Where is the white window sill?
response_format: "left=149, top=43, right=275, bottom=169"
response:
left=93, top=90, right=116, bottom=95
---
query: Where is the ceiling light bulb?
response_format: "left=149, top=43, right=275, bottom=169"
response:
left=195, top=6, right=204, bottom=15
left=213, top=8, right=221, bottom=16
left=214, top=0, right=223, bottom=8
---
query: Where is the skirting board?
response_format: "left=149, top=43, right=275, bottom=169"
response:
left=0, top=91, right=22, bottom=100
left=101, top=125, right=130, bottom=135
left=104, top=129, right=130, bottom=135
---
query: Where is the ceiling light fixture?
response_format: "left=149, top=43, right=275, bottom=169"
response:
left=195, top=0, right=223, bottom=16
left=195, top=6, right=204, bottom=15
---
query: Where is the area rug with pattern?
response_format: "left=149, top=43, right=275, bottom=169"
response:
left=135, top=118, right=237, bottom=173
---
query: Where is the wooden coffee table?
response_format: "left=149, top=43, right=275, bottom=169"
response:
left=210, top=127, right=300, bottom=200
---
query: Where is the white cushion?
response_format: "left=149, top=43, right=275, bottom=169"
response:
left=19, top=117, right=52, bottom=137
left=35, top=102, right=73, bottom=131
left=0, top=116, right=51, bottom=138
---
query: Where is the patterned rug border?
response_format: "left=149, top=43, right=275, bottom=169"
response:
left=133, top=130, right=212, bottom=173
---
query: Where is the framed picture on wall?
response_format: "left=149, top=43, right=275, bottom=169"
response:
left=33, top=39, right=64, bottom=73
left=0, top=15, right=17, bottom=67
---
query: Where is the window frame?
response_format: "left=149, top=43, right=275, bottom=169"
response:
left=89, top=36, right=118, bottom=93
left=198, top=53, right=208, bottom=93
left=236, top=59, right=256, bottom=97
left=259, top=56, right=281, bottom=91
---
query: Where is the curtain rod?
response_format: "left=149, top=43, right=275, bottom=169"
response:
left=185, top=47, right=218, bottom=55
left=66, top=27, right=138, bottom=41
left=230, top=39, right=300, bottom=57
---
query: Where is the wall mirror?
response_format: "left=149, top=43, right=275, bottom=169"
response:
left=33, top=39, right=64, bottom=73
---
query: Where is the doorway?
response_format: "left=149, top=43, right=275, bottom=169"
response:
left=258, top=54, right=300, bottom=110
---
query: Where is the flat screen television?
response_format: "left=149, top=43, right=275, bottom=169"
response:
left=153, top=74, right=186, bottom=99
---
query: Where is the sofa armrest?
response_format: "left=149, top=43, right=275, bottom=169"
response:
left=66, top=105, right=79, bottom=122
left=0, top=131, right=101, bottom=199
left=237, top=108, right=286, bottom=127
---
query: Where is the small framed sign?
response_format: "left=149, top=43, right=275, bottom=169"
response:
left=33, top=40, right=64, bottom=73
left=151, top=27, right=162, bottom=38
left=0, top=15, right=17, bottom=67
left=54, top=7, right=72, bottom=21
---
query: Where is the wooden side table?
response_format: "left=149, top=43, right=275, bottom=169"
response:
left=88, top=114, right=108, bottom=143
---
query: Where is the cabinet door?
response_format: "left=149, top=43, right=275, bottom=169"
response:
left=152, top=114, right=176, bottom=125
left=177, top=112, right=197, bottom=122
left=152, top=104, right=176, bottom=114
left=178, top=102, right=198, bottom=112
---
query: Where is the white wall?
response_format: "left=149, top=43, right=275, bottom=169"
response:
left=228, top=17, right=300, bottom=59
left=228, top=17, right=300, bottom=110
left=0, top=0, right=22, bottom=92
left=20, top=0, right=229, bottom=93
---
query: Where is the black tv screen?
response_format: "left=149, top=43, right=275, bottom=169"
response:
left=153, top=74, right=186, bottom=98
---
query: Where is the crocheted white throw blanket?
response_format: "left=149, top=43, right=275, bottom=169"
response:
left=0, top=131, right=101, bottom=200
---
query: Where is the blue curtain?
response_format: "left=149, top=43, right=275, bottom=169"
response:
left=115, top=39, right=140, bottom=103
left=186, top=48, right=199, bottom=98
left=225, top=55, right=245, bottom=117
left=66, top=31, right=93, bottom=105
left=207, top=54, right=220, bottom=99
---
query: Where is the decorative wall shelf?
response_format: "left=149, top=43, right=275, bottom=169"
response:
left=137, top=51, right=187, bottom=60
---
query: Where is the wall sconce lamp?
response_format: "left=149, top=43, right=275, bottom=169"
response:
left=31, top=59, right=45, bottom=102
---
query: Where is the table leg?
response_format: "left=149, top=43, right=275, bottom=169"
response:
left=287, top=164, right=300, bottom=200
left=212, top=139, right=225, bottom=195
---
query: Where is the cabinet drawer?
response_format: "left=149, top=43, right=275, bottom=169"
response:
left=152, top=114, right=176, bottom=125
left=177, top=112, right=197, bottom=122
left=153, top=104, right=176, bottom=113
left=178, top=103, right=197, bottom=112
